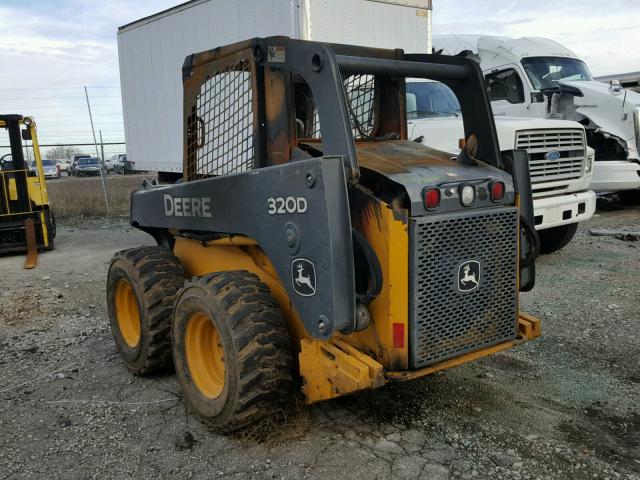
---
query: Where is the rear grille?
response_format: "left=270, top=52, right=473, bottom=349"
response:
left=515, top=129, right=585, bottom=194
left=409, top=207, right=518, bottom=368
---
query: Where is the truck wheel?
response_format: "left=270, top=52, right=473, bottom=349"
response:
left=172, top=271, right=292, bottom=432
left=42, top=209, right=56, bottom=250
left=538, top=223, right=579, bottom=254
left=107, top=246, right=185, bottom=375
left=618, top=190, right=640, bottom=205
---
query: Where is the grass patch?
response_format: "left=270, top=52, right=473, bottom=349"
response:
left=232, top=393, right=312, bottom=447
left=46, top=174, right=154, bottom=218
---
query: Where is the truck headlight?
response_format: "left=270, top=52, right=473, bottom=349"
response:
left=634, top=106, right=640, bottom=154
left=585, top=146, right=595, bottom=174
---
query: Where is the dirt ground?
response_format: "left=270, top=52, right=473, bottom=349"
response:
left=1, top=206, right=639, bottom=480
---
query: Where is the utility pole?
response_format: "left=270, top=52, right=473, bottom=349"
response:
left=84, top=86, right=110, bottom=215
left=99, top=130, right=105, bottom=162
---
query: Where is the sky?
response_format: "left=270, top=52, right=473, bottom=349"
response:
left=0, top=0, right=639, bottom=152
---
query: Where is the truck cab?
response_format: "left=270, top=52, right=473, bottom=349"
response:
left=433, top=35, right=640, bottom=194
left=407, top=79, right=596, bottom=253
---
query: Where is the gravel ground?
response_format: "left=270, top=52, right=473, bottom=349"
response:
left=0, top=207, right=639, bottom=480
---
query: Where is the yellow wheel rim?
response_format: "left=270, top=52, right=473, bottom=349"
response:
left=185, top=312, right=225, bottom=399
left=114, top=279, right=141, bottom=348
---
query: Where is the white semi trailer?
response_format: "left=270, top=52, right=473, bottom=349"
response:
left=433, top=35, right=640, bottom=197
left=117, top=0, right=433, bottom=177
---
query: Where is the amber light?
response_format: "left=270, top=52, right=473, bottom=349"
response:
left=423, top=188, right=440, bottom=210
left=491, top=182, right=505, bottom=202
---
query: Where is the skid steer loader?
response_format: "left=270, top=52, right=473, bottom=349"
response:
left=0, top=115, right=55, bottom=268
left=107, top=37, right=541, bottom=431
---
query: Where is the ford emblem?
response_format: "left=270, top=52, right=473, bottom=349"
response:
left=545, top=150, right=561, bottom=161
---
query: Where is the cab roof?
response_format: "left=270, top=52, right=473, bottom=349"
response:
left=433, top=35, right=581, bottom=70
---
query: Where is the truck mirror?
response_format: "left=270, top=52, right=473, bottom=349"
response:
left=21, top=128, right=32, bottom=141
left=406, top=93, right=417, bottom=119
left=530, top=92, right=544, bottom=103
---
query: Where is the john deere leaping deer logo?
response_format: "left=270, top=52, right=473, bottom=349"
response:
left=291, top=258, right=316, bottom=296
left=458, top=260, right=481, bottom=292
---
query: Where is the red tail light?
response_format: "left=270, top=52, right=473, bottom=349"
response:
left=490, top=181, right=505, bottom=202
left=423, top=188, right=440, bottom=210
left=392, top=323, right=405, bottom=348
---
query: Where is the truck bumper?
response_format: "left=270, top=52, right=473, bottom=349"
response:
left=590, top=161, right=640, bottom=192
left=534, top=190, right=596, bottom=231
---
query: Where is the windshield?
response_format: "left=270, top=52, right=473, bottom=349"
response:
left=41, top=160, right=55, bottom=166
left=521, top=57, right=593, bottom=90
left=406, top=81, right=461, bottom=118
left=79, top=158, right=99, bottom=165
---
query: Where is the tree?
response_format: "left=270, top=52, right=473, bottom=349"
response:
left=44, top=145, right=83, bottom=160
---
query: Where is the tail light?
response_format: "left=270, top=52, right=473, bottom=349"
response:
left=423, top=188, right=440, bottom=210
left=392, top=323, right=405, bottom=348
left=490, top=181, right=505, bottom=202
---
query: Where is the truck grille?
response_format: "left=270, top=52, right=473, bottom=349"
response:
left=409, top=207, right=518, bottom=368
left=515, top=129, right=585, bottom=196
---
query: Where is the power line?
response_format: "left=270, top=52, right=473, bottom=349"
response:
left=0, top=96, right=122, bottom=100
left=1, top=105, right=122, bottom=109
left=0, top=86, right=121, bottom=91
left=34, top=115, right=123, bottom=119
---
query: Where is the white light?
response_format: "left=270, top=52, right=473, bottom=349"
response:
left=460, top=185, right=475, bottom=206
left=585, top=147, right=595, bottom=174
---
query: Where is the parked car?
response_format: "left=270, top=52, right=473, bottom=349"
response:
left=68, top=154, right=91, bottom=176
left=56, top=159, right=71, bottom=174
left=31, top=159, right=60, bottom=179
left=114, top=154, right=135, bottom=174
left=104, top=153, right=126, bottom=173
left=73, top=157, right=102, bottom=176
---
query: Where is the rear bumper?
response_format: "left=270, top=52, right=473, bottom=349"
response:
left=300, top=312, right=540, bottom=403
left=590, top=160, right=640, bottom=192
left=533, top=190, right=596, bottom=231
left=386, top=312, right=540, bottom=381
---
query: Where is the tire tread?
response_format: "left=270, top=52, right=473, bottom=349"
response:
left=179, top=270, right=292, bottom=432
left=110, top=246, right=185, bottom=374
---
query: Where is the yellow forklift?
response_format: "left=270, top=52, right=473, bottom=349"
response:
left=0, top=115, right=55, bottom=268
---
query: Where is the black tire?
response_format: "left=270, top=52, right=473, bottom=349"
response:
left=172, top=271, right=292, bottom=432
left=107, top=246, right=185, bottom=375
left=618, top=190, right=640, bottom=205
left=41, top=209, right=56, bottom=250
left=538, top=223, right=579, bottom=254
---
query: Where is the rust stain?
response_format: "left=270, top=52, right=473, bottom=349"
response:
left=354, top=140, right=455, bottom=174
left=302, top=139, right=455, bottom=175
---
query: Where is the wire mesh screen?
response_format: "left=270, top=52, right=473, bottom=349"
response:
left=186, top=60, right=254, bottom=180
left=345, top=74, right=376, bottom=139
left=310, top=74, right=376, bottom=140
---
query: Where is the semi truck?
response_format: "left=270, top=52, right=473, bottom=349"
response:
left=406, top=80, right=595, bottom=253
left=433, top=35, right=640, bottom=197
